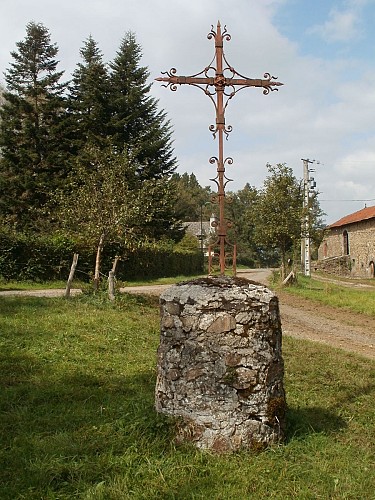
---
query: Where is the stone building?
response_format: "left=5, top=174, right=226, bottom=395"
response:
left=183, top=213, right=217, bottom=253
left=317, top=205, right=375, bottom=278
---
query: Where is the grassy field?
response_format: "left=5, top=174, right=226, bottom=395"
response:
left=277, top=274, right=375, bottom=317
left=0, top=274, right=205, bottom=292
left=1, top=290, right=374, bottom=499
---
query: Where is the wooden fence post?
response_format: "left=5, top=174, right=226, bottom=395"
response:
left=65, top=253, right=79, bottom=298
left=108, top=270, right=115, bottom=301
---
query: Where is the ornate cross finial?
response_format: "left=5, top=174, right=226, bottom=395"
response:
left=157, top=23, right=283, bottom=275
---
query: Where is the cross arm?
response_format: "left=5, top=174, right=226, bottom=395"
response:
left=230, top=77, right=283, bottom=89
left=155, top=73, right=283, bottom=94
left=155, top=75, right=213, bottom=86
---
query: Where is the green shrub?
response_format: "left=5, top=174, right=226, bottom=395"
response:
left=0, top=231, right=202, bottom=282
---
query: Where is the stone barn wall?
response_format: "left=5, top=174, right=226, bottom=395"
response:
left=318, top=220, right=375, bottom=278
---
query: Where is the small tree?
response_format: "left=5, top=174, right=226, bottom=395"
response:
left=55, top=146, right=174, bottom=289
left=254, top=164, right=303, bottom=279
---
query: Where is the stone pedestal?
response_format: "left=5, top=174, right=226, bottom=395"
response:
left=155, top=276, right=286, bottom=453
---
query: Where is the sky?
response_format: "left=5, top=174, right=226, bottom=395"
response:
left=1, top=0, right=375, bottom=224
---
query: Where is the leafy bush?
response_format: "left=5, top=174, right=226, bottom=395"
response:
left=0, top=230, right=202, bottom=282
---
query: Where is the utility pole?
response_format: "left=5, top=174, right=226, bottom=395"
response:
left=301, top=159, right=317, bottom=277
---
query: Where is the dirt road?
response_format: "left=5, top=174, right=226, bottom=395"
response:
left=241, top=269, right=374, bottom=360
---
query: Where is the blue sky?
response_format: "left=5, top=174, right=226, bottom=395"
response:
left=1, top=0, right=375, bottom=224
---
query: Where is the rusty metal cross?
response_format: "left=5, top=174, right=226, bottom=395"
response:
left=156, top=21, right=283, bottom=275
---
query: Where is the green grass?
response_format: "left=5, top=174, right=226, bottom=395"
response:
left=120, top=274, right=205, bottom=287
left=0, top=292, right=374, bottom=499
left=0, top=279, right=75, bottom=291
left=278, top=274, right=375, bottom=317
left=0, top=274, right=205, bottom=292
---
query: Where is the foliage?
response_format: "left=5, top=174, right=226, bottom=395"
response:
left=0, top=229, right=88, bottom=282
left=53, top=144, right=183, bottom=286
left=254, top=164, right=303, bottom=276
left=0, top=22, right=69, bottom=229
left=109, top=31, right=176, bottom=180
left=308, top=190, right=326, bottom=259
left=55, top=145, right=170, bottom=247
left=0, top=294, right=374, bottom=499
left=0, top=24, right=177, bottom=238
left=171, top=172, right=214, bottom=221
left=226, top=184, right=276, bottom=267
left=0, top=84, right=5, bottom=107
left=0, top=229, right=202, bottom=282
left=122, top=241, right=202, bottom=280
left=67, top=35, right=111, bottom=154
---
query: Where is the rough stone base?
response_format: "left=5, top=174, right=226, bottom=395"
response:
left=155, top=276, right=286, bottom=453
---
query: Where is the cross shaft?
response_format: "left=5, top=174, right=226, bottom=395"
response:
left=157, top=21, right=283, bottom=275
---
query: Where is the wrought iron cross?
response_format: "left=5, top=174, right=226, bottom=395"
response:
left=156, top=21, right=283, bottom=275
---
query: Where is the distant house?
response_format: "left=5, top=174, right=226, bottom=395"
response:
left=317, top=205, right=375, bottom=277
left=183, top=214, right=217, bottom=252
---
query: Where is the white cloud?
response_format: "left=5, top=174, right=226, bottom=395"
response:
left=307, top=0, right=372, bottom=43
left=1, top=0, right=375, bottom=224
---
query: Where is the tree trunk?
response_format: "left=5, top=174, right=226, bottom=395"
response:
left=280, top=248, right=287, bottom=281
left=94, top=233, right=105, bottom=292
left=112, top=255, right=120, bottom=274
left=65, top=253, right=79, bottom=298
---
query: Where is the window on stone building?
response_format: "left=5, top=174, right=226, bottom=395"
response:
left=343, top=230, right=349, bottom=255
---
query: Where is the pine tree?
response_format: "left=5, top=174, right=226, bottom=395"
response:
left=67, top=36, right=110, bottom=154
left=0, top=22, right=69, bottom=228
left=109, top=32, right=176, bottom=179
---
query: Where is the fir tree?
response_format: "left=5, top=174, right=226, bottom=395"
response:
left=67, top=36, right=110, bottom=154
left=0, top=22, right=69, bottom=228
left=109, top=32, right=176, bottom=179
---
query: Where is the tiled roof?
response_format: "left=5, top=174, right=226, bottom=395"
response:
left=329, top=205, right=375, bottom=228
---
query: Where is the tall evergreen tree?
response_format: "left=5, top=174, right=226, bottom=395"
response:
left=109, top=32, right=176, bottom=179
left=67, top=36, right=110, bottom=153
left=0, top=22, right=69, bottom=228
left=0, top=84, right=5, bottom=107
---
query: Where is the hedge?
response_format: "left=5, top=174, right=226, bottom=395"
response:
left=0, top=231, right=203, bottom=282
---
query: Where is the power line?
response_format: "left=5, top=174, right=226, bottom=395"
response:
left=320, top=198, right=375, bottom=202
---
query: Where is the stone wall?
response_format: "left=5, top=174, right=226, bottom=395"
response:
left=155, top=276, right=286, bottom=453
left=313, top=256, right=351, bottom=277
left=318, top=220, right=375, bottom=278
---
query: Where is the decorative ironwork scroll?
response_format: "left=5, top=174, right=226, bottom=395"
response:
left=156, top=21, right=283, bottom=275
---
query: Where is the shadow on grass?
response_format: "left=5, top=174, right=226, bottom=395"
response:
left=286, top=406, right=346, bottom=440
left=286, top=379, right=375, bottom=441
left=0, top=296, right=51, bottom=314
